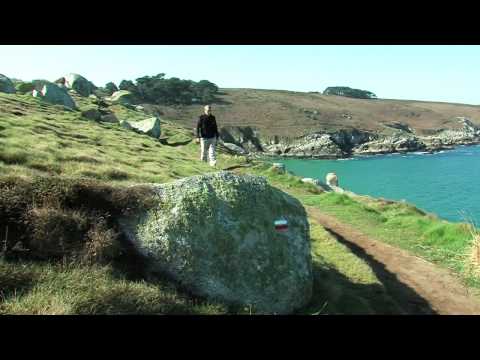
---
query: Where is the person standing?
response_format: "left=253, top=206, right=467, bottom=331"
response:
left=196, top=105, right=219, bottom=166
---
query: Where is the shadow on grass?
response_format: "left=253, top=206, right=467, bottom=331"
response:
left=0, top=257, right=38, bottom=303
left=163, top=139, right=192, bottom=147
left=316, top=227, right=437, bottom=315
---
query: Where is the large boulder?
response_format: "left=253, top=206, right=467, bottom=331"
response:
left=121, top=117, right=161, bottom=138
left=64, top=73, right=96, bottom=97
left=119, top=172, right=313, bottom=314
left=0, top=74, right=16, bottom=94
left=107, top=90, right=134, bottom=105
left=32, top=83, right=76, bottom=109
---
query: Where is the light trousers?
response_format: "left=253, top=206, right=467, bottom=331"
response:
left=200, top=137, right=217, bottom=166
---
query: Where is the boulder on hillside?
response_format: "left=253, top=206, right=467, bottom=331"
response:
left=100, top=113, right=119, bottom=123
left=64, top=73, right=96, bottom=97
left=121, top=117, right=161, bottom=138
left=0, top=74, right=16, bottom=94
left=81, top=107, right=102, bottom=121
left=32, top=83, right=76, bottom=110
left=107, top=90, right=134, bottom=105
left=222, top=142, right=247, bottom=155
left=118, top=172, right=313, bottom=314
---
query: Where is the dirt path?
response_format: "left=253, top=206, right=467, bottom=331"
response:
left=306, top=206, right=480, bottom=315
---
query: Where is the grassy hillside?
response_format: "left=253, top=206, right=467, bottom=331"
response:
left=237, top=164, right=480, bottom=297
left=1, top=91, right=479, bottom=314
left=0, top=93, right=246, bottom=182
left=155, top=88, right=480, bottom=137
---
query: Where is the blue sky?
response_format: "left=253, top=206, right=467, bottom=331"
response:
left=1, top=45, right=479, bottom=104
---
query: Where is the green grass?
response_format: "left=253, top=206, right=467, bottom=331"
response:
left=2, top=91, right=479, bottom=314
left=301, top=220, right=404, bottom=314
left=0, top=93, right=245, bottom=184
left=238, top=162, right=480, bottom=295
left=0, top=259, right=231, bottom=315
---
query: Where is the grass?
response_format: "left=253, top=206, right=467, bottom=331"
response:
left=301, top=220, right=404, bottom=314
left=0, top=259, right=230, bottom=315
left=2, top=91, right=479, bottom=314
left=244, top=163, right=480, bottom=294
left=0, top=93, right=246, bottom=185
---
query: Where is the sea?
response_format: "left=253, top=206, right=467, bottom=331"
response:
left=273, top=144, right=480, bottom=224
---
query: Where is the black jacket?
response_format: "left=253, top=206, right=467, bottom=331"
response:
left=196, top=114, right=219, bottom=139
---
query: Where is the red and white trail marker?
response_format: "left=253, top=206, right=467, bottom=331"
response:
left=274, top=219, right=288, bottom=232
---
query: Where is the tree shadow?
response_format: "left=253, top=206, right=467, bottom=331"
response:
left=313, top=227, right=437, bottom=314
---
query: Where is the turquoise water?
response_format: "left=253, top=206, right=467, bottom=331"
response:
left=275, top=145, right=480, bottom=224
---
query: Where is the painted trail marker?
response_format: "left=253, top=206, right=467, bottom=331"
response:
left=274, top=219, right=288, bottom=232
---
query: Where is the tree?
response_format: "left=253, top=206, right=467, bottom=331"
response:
left=323, top=86, right=377, bottom=99
left=105, top=82, right=118, bottom=95
left=117, top=74, right=219, bottom=105
left=119, top=80, right=138, bottom=94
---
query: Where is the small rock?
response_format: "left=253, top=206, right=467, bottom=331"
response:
left=326, top=173, right=339, bottom=187
left=81, top=107, right=102, bottom=121
left=100, top=113, right=119, bottom=123
left=301, top=178, right=320, bottom=186
left=271, top=162, right=286, bottom=174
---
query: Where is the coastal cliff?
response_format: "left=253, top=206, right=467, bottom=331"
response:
left=219, top=117, right=480, bottom=158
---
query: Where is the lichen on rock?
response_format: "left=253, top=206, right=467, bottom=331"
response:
left=118, top=171, right=313, bottom=314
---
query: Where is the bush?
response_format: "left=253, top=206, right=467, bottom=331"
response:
left=15, top=82, right=35, bottom=94
left=323, top=86, right=377, bottom=99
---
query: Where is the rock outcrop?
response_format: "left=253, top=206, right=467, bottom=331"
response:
left=118, top=172, right=313, bottom=314
left=0, top=74, right=16, bottom=94
left=225, top=117, right=480, bottom=159
left=64, top=73, right=96, bottom=97
left=32, top=83, right=76, bottom=109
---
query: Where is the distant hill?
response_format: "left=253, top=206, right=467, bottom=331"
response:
left=153, top=88, right=480, bottom=137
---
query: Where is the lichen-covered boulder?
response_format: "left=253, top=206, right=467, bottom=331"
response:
left=64, top=73, right=96, bottom=97
left=32, top=83, right=76, bottom=109
left=107, top=90, right=134, bottom=105
left=0, top=74, right=16, bottom=94
left=119, top=172, right=313, bottom=314
left=121, top=117, right=161, bottom=138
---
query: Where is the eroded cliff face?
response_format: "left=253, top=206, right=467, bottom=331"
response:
left=219, top=117, right=480, bottom=158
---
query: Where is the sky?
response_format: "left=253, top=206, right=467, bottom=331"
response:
left=1, top=45, right=479, bottom=105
